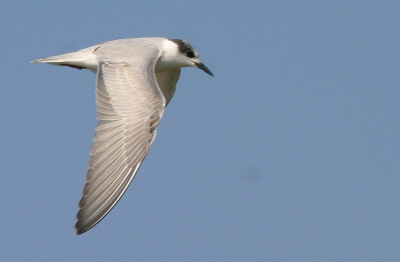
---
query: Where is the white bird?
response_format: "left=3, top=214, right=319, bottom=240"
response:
left=32, top=37, right=213, bottom=235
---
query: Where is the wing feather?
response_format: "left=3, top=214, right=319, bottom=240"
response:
left=75, top=43, right=166, bottom=234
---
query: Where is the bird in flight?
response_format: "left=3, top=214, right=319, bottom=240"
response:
left=32, top=37, right=213, bottom=234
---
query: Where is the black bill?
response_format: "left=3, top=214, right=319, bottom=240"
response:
left=194, top=62, right=214, bottom=77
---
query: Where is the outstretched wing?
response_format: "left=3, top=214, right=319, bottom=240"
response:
left=75, top=44, right=166, bottom=234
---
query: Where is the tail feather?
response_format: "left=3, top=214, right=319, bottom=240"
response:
left=31, top=45, right=99, bottom=73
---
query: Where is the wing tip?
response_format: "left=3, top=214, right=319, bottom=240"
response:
left=73, top=158, right=143, bottom=235
left=75, top=221, right=88, bottom=235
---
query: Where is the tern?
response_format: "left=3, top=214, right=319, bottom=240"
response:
left=32, top=37, right=213, bottom=234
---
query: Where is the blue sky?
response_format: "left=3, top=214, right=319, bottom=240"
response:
left=1, top=1, right=399, bottom=261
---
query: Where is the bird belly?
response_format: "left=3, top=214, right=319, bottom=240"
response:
left=155, top=69, right=181, bottom=105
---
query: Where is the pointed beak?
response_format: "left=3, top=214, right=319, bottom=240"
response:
left=194, top=62, right=214, bottom=77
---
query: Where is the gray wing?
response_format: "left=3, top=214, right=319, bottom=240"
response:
left=75, top=46, right=166, bottom=234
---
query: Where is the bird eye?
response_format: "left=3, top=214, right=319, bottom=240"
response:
left=186, top=51, right=195, bottom=58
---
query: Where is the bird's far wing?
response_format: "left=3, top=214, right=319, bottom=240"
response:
left=75, top=45, right=165, bottom=234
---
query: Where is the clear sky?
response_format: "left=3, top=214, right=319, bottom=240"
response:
left=1, top=1, right=399, bottom=261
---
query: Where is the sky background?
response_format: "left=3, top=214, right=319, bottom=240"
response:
left=1, top=1, right=399, bottom=261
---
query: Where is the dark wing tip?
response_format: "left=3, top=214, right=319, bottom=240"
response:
left=75, top=222, right=86, bottom=235
left=75, top=214, right=94, bottom=235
